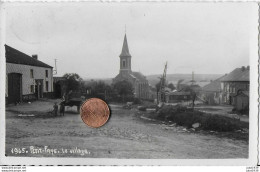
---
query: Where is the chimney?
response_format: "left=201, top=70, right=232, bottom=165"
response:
left=241, top=66, right=245, bottom=71
left=247, top=66, right=250, bottom=70
left=32, top=54, right=38, bottom=60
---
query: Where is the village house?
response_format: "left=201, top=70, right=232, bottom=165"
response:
left=220, top=66, right=249, bottom=111
left=166, top=91, right=192, bottom=103
left=113, top=34, right=149, bottom=99
left=5, top=45, right=53, bottom=104
left=199, top=75, right=225, bottom=105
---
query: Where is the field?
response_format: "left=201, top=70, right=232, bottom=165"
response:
left=5, top=99, right=248, bottom=158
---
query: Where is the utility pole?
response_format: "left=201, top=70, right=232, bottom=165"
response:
left=159, top=62, right=167, bottom=104
left=53, top=59, right=57, bottom=75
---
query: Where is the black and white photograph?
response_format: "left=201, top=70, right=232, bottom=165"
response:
left=0, top=2, right=258, bottom=165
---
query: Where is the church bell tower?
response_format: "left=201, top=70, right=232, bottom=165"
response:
left=119, top=34, right=132, bottom=75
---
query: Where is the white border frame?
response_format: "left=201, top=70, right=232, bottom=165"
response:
left=0, top=1, right=258, bottom=166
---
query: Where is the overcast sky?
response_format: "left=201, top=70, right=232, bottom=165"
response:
left=4, top=2, right=253, bottom=79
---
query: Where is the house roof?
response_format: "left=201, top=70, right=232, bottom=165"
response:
left=202, top=80, right=221, bottom=92
left=168, top=91, right=191, bottom=96
left=132, top=71, right=147, bottom=81
left=201, top=75, right=225, bottom=92
left=220, top=67, right=249, bottom=82
left=5, top=44, right=53, bottom=68
left=119, top=34, right=131, bottom=57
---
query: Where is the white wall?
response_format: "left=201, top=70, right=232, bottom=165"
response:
left=6, top=63, right=53, bottom=96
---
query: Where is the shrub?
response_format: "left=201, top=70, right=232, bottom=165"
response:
left=133, top=98, right=142, bottom=105
left=201, top=115, right=241, bottom=132
left=138, top=106, right=147, bottom=111
left=156, top=105, right=244, bottom=132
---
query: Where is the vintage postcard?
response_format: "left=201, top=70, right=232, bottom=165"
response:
left=0, top=2, right=258, bottom=165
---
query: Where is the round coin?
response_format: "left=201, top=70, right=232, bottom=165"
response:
left=80, top=98, right=110, bottom=128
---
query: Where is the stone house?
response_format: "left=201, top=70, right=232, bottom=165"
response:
left=220, top=66, right=249, bottom=108
left=5, top=45, right=53, bottom=104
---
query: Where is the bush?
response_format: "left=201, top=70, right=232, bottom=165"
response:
left=202, top=115, right=241, bottom=132
left=138, top=106, right=147, bottom=111
left=155, top=105, right=244, bottom=132
left=133, top=98, right=142, bottom=105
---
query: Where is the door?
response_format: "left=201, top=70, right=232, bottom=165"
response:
left=8, top=73, right=22, bottom=104
left=39, top=84, right=43, bottom=98
left=35, top=79, right=43, bottom=99
left=35, top=84, right=39, bottom=99
left=229, top=96, right=232, bottom=105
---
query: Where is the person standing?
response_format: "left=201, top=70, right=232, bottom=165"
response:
left=53, top=102, right=58, bottom=116
left=60, top=102, right=65, bottom=116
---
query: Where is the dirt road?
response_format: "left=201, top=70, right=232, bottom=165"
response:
left=5, top=100, right=248, bottom=158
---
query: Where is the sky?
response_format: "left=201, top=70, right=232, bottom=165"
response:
left=4, top=2, right=254, bottom=79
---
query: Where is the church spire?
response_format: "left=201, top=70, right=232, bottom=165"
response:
left=120, top=34, right=131, bottom=57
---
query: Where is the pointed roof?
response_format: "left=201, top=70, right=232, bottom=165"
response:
left=120, top=34, right=131, bottom=57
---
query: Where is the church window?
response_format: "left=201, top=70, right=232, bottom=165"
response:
left=122, top=60, right=126, bottom=68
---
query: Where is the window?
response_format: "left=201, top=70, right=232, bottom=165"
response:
left=46, top=81, right=49, bottom=92
left=226, top=84, right=229, bottom=92
left=221, top=83, right=224, bottom=90
left=30, top=69, right=34, bottom=78
left=122, top=60, right=126, bottom=68
left=30, top=85, right=34, bottom=93
left=45, top=70, right=48, bottom=78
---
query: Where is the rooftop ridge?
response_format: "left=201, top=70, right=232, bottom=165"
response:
left=5, top=44, right=53, bottom=68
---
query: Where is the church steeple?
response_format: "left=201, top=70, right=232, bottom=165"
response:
left=119, top=34, right=132, bottom=74
left=120, top=34, right=131, bottom=57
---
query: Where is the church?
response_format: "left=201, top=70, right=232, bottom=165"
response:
left=113, top=34, right=149, bottom=99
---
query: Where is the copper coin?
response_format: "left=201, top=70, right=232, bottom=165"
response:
left=80, top=98, right=110, bottom=128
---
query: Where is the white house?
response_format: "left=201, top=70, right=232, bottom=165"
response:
left=5, top=45, right=53, bottom=104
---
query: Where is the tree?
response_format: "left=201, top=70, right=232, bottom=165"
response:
left=181, top=84, right=200, bottom=109
left=63, top=73, right=83, bottom=93
left=93, top=81, right=112, bottom=100
left=167, top=83, right=176, bottom=91
left=155, top=80, right=161, bottom=104
left=176, top=79, right=184, bottom=90
left=113, top=80, right=134, bottom=102
left=84, top=80, right=113, bottom=100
